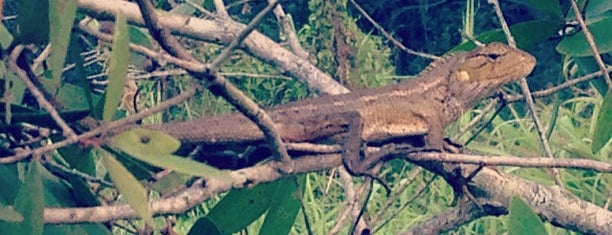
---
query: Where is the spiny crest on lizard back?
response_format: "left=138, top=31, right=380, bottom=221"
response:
left=415, top=50, right=466, bottom=78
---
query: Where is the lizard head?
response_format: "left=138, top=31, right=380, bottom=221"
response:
left=452, top=42, right=536, bottom=83
left=443, top=43, right=536, bottom=120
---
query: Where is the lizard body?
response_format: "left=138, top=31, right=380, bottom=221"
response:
left=136, top=43, right=536, bottom=153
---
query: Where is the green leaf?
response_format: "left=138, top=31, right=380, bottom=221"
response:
left=56, top=143, right=96, bottom=175
left=103, top=14, right=130, bottom=123
left=48, top=0, right=77, bottom=88
left=11, top=161, right=45, bottom=235
left=556, top=17, right=612, bottom=56
left=112, top=128, right=181, bottom=154
left=585, top=0, right=612, bottom=22
left=0, top=23, right=14, bottom=49
left=592, top=89, right=612, bottom=153
left=453, top=20, right=560, bottom=52
left=111, top=129, right=230, bottom=181
left=68, top=31, right=96, bottom=111
left=151, top=172, right=192, bottom=196
left=259, top=176, right=304, bottom=235
left=0, top=164, right=20, bottom=204
left=100, top=150, right=152, bottom=223
left=0, top=206, right=23, bottom=222
left=508, top=196, right=547, bottom=235
left=515, top=0, right=562, bottom=20
left=205, top=181, right=279, bottom=234
left=15, top=0, right=49, bottom=45
left=187, top=217, right=223, bottom=235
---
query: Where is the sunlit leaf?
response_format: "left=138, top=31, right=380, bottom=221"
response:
left=103, top=13, right=130, bottom=123
left=0, top=23, right=13, bottom=49
left=0, top=206, right=23, bottom=222
left=101, top=150, right=151, bottom=223
left=112, top=129, right=230, bottom=181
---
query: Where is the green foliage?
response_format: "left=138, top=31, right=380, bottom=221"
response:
left=557, top=18, right=612, bottom=56
left=508, top=196, right=548, bottom=235
left=0, top=206, right=23, bottom=223
left=15, top=0, right=49, bottom=45
left=0, top=23, right=13, bottom=49
left=101, top=149, right=152, bottom=223
left=111, top=129, right=230, bottom=181
left=194, top=177, right=303, bottom=234
left=258, top=176, right=304, bottom=235
left=592, top=89, right=612, bottom=153
left=453, top=20, right=560, bottom=52
left=0, top=0, right=609, bottom=234
left=48, top=0, right=78, bottom=89
left=102, top=13, right=130, bottom=123
left=3, top=161, right=44, bottom=235
left=301, top=0, right=395, bottom=89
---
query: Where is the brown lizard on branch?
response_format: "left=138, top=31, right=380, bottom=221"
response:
left=117, top=43, right=536, bottom=175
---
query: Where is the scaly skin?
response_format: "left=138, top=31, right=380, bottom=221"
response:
left=132, top=43, right=536, bottom=150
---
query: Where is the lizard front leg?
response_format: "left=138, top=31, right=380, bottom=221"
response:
left=339, top=111, right=392, bottom=192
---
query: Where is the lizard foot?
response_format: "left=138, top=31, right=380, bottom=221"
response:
left=342, top=158, right=392, bottom=195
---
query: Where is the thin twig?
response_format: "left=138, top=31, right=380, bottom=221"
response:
left=488, top=0, right=563, bottom=187
left=404, top=152, right=612, bottom=172
left=348, top=0, right=440, bottom=60
left=135, top=0, right=293, bottom=171
left=330, top=167, right=359, bottom=235
left=43, top=159, right=114, bottom=187
left=210, top=0, right=280, bottom=68
left=505, top=66, right=612, bottom=102
left=270, top=1, right=309, bottom=59
left=569, top=0, right=611, bottom=86
left=7, top=46, right=78, bottom=142
left=212, top=0, right=229, bottom=18
left=453, top=99, right=499, bottom=140
left=0, top=87, right=198, bottom=164
left=370, top=168, right=424, bottom=224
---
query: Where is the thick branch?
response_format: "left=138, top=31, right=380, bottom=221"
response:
left=42, top=151, right=610, bottom=234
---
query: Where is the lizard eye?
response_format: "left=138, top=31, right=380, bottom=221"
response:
left=486, top=53, right=502, bottom=60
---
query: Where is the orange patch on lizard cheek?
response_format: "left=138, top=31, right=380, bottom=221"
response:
left=455, top=70, right=471, bottom=82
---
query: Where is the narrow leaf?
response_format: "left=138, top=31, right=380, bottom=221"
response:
left=0, top=206, right=23, bottom=222
left=592, top=89, right=612, bottom=153
left=259, top=176, right=304, bottom=235
left=12, top=161, right=45, bottom=235
left=101, top=150, right=151, bottom=223
left=187, top=217, right=222, bottom=235
left=508, top=196, right=547, bottom=235
left=103, top=13, right=130, bottom=123
left=206, top=182, right=279, bottom=234
left=0, top=23, right=14, bottom=49
left=111, top=129, right=230, bottom=181
left=48, top=0, right=77, bottom=87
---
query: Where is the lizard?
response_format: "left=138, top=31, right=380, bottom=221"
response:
left=115, top=42, right=537, bottom=175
